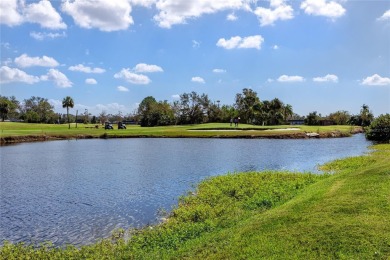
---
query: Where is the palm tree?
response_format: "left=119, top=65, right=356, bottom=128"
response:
left=283, top=104, right=293, bottom=123
left=62, top=96, right=74, bottom=129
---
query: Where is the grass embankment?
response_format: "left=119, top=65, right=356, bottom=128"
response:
left=0, top=122, right=361, bottom=144
left=1, top=144, right=389, bottom=259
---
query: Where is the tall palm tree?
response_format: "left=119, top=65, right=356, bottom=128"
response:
left=62, top=96, right=74, bottom=129
left=283, top=104, right=293, bottom=122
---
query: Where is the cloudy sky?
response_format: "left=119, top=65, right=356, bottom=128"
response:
left=1, top=0, right=389, bottom=116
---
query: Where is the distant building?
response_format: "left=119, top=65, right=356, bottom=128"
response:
left=319, top=119, right=335, bottom=126
left=288, top=119, right=305, bottom=125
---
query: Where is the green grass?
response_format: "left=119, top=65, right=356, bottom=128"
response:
left=0, top=122, right=359, bottom=143
left=1, top=144, right=389, bottom=259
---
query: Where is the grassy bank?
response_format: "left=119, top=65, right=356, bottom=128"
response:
left=0, top=122, right=361, bottom=144
left=1, top=144, right=389, bottom=259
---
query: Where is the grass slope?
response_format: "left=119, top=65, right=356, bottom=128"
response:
left=1, top=145, right=388, bottom=259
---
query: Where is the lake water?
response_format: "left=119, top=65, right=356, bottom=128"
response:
left=0, top=135, right=371, bottom=246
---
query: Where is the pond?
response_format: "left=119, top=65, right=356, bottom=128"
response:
left=0, top=135, right=371, bottom=246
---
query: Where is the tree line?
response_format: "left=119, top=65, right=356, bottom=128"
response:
left=0, top=89, right=375, bottom=128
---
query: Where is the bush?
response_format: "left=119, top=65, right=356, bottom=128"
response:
left=366, top=114, right=390, bottom=142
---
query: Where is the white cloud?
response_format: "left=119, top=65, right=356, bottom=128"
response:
left=267, top=78, right=274, bottom=82
left=117, top=86, right=129, bottom=92
left=301, top=0, right=346, bottom=19
left=277, top=75, right=305, bottom=82
left=227, top=13, right=238, bottom=21
left=0, top=0, right=23, bottom=26
left=114, top=68, right=151, bottom=84
left=0, top=0, right=66, bottom=29
left=153, top=0, right=247, bottom=28
left=272, top=45, right=279, bottom=50
left=134, top=63, right=163, bottom=73
left=130, top=0, right=156, bottom=8
left=85, top=78, right=97, bottom=84
left=254, top=0, right=294, bottom=26
left=24, top=0, right=67, bottom=29
left=172, top=94, right=180, bottom=99
left=62, top=0, right=133, bottom=31
left=191, top=76, right=205, bottom=84
left=192, top=40, right=201, bottom=48
left=41, top=69, right=73, bottom=88
left=30, top=31, right=67, bottom=41
left=213, top=69, right=226, bottom=73
left=216, top=35, right=264, bottom=50
left=361, top=74, right=390, bottom=86
left=0, top=66, right=40, bottom=84
left=95, top=103, right=128, bottom=114
left=14, top=54, right=59, bottom=68
left=313, top=74, right=338, bottom=83
left=378, top=9, right=390, bottom=21
left=69, top=64, right=106, bottom=74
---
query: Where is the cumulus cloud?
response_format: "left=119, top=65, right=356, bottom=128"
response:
left=0, top=66, right=40, bottom=84
left=277, top=75, right=305, bottom=82
left=130, top=0, right=156, bottom=8
left=0, top=0, right=66, bottom=29
left=134, top=63, right=163, bottom=73
left=213, top=69, right=226, bottom=73
left=69, top=64, right=106, bottom=73
left=85, top=78, right=97, bottom=84
left=216, top=35, right=264, bottom=50
left=191, top=76, right=205, bottom=83
left=117, top=86, right=129, bottom=92
left=61, top=0, right=133, bottom=31
left=227, top=13, right=238, bottom=21
left=313, top=74, right=338, bottom=83
left=172, top=94, right=180, bottom=99
left=24, top=0, right=67, bottom=29
left=301, top=0, right=346, bottom=19
left=30, top=31, right=67, bottom=41
left=361, top=74, right=390, bottom=86
left=95, top=103, right=129, bottom=114
left=378, top=9, right=390, bottom=21
left=254, top=0, right=294, bottom=26
left=272, top=45, right=279, bottom=50
left=114, top=68, right=151, bottom=84
left=153, top=0, right=246, bottom=28
left=0, top=0, right=23, bottom=26
left=14, top=54, right=59, bottom=68
left=41, top=69, right=73, bottom=88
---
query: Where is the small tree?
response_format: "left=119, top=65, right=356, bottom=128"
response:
left=62, top=96, right=74, bottom=129
left=366, top=114, right=390, bottom=142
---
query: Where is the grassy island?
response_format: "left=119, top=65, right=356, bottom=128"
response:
left=0, top=122, right=362, bottom=145
left=1, top=144, right=389, bottom=259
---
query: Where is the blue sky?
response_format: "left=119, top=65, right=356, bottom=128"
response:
left=1, top=0, right=389, bottom=117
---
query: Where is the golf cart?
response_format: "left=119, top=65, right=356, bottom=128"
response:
left=104, top=122, right=113, bottom=129
left=118, top=122, right=126, bottom=129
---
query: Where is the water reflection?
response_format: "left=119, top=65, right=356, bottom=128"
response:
left=0, top=135, right=371, bottom=246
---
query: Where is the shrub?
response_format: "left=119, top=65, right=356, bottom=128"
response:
left=365, top=114, right=390, bottom=142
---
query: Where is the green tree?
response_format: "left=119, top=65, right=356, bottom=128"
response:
left=305, top=111, right=320, bottom=125
left=62, top=96, right=74, bottom=129
left=283, top=104, right=293, bottom=122
left=0, top=96, right=19, bottom=121
left=360, top=104, right=374, bottom=127
left=20, top=96, right=55, bottom=123
left=235, top=88, right=261, bottom=124
left=328, top=110, right=350, bottom=125
left=365, top=114, right=390, bottom=142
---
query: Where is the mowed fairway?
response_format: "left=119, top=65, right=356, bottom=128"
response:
left=0, top=122, right=360, bottom=143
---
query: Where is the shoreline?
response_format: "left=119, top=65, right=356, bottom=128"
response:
left=0, top=128, right=363, bottom=145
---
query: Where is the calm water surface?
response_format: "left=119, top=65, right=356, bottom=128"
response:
left=0, top=135, right=371, bottom=246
